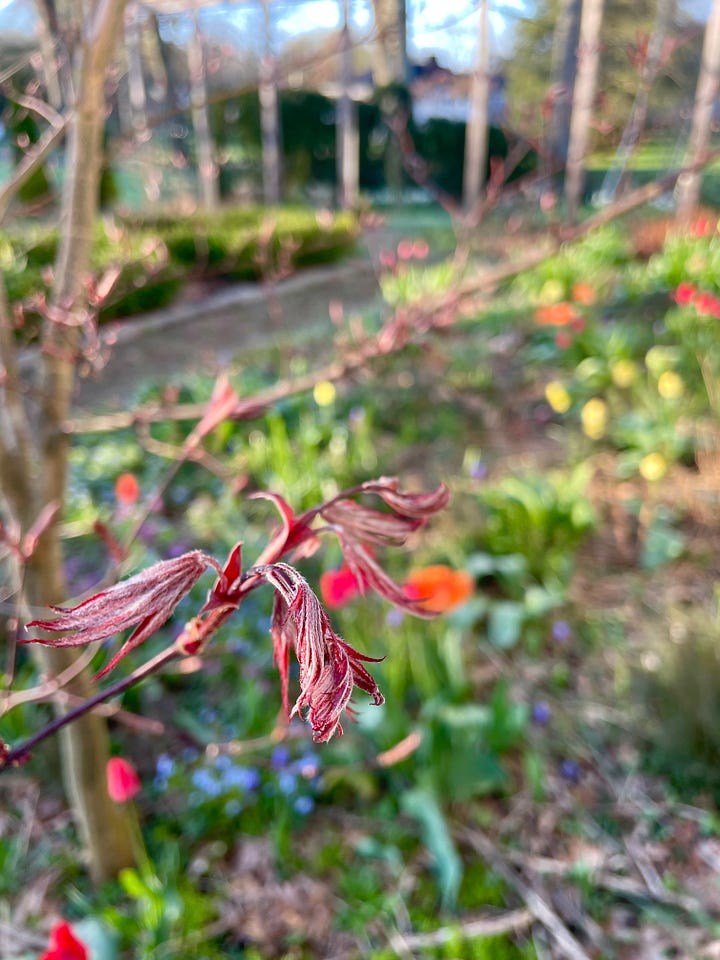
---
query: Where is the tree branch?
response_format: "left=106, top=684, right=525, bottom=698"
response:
left=2, top=642, right=180, bottom=768
left=0, top=117, right=68, bottom=224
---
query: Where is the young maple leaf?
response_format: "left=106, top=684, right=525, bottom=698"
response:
left=26, top=551, right=216, bottom=679
left=254, top=562, right=384, bottom=742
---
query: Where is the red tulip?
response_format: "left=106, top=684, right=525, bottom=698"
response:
left=114, top=472, right=140, bottom=504
left=107, top=756, right=141, bottom=803
left=40, top=921, right=88, bottom=960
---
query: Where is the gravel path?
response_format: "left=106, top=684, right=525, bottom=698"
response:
left=73, top=257, right=381, bottom=411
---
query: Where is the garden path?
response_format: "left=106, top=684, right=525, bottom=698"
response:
left=73, top=257, right=381, bottom=411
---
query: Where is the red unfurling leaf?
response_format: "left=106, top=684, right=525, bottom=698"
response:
left=254, top=562, right=384, bottom=742
left=25, top=551, right=216, bottom=679
left=337, top=537, right=436, bottom=617
left=357, top=478, right=450, bottom=518
left=320, top=499, right=423, bottom=546
left=202, top=542, right=243, bottom=611
left=251, top=491, right=318, bottom=562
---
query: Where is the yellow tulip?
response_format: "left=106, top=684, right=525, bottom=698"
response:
left=313, top=380, right=337, bottom=407
left=657, top=371, right=684, bottom=400
left=610, top=359, right=638, bottom=388
left=639, top=452, right=667, bottom=481
left=545, top=381, right=571, bottom=414
left=538, top=279, right=565, bottom=304
left=581, top=398, right=608, bottom=440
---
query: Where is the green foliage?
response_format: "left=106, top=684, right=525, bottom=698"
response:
left=507, top=0, right=701, bottom=147
left=210, top=87, right=536, bottom=200
left=637, top=599, right=720, bottom=803
left=1, top=206, right=359, bottom=337
left=474, top=467, right=596, bottom=588
left=512, top=225, right=633, bottom=304
left=380, top=257, right=459, bottom=307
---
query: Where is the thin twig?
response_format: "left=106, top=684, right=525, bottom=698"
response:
left=388, top=907, right=534, bottom=952
left=0, top=643, right=98, bottom=716
left=459, top=827, right=593, bottom=960
left=0, top=116, right=68, bottom=224
left=6, top=91, right=65, bottom=130
left=1, top=642, right=181, bottom=768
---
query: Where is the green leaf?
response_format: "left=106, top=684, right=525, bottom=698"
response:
left=523, top=585, right=563, bottom=617
left=447, top=596, right=487, bottom=629
left=641, top=519, right=686, bottom=570
left=401, top=786, right=462, bottom=909
left=173, top=709, right=217, bottom=745
left=73, top=918, right=119, bottom=960
left=436, top=703, right=491, bottom=729
left=488, top=602, right=524, bottom=649
left=119, top=867, right=152, bottom=900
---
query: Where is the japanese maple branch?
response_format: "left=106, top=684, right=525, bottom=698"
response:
left=1, top=641, right=182, bottom=767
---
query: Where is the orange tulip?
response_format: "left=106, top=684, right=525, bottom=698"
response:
left=571, top=282, right=596, bottom=305
left=534, top=302, right=577, bottom=327
left=404, top=565, right=474, bottom=613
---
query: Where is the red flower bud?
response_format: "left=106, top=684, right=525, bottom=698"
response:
left=106, top=756, right=141, bottom=803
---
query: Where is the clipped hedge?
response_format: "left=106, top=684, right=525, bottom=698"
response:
left=2, top=205, right=359, bottom=334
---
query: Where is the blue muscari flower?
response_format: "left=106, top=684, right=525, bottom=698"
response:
left=271, top=745, right=291, bottom=769
left=222, top=765, right=261, bottom=792
left=469, top=459, right=488, bottom=480
left=552, top=620, right=572, bottom=642
left=224, top=799, right=242, bottom=817
left=559, top=759, right=580, bottom=783
left=182, top=747, right=199, bottom=763
left=295, top=753, right=320, bottom=779
left=200, top=707, right=217, bottom=724
left=277, top=771, right=298, bottom=796
left=191, top=768, right=222, bottom=797
left=532, top=701, right=551, bottom=726
left=348, top=405, right=366, bottom=426
left=228, top=637, right=251, bottom=656
left=214, top=754, right=233, bottom=772
left=294, top=795, right=315, bottom=815
left=385, top=608, right=405, bottom=628
left=156, top=753, right=174, bottom=779
left=166, top=541, right=191, bottom=559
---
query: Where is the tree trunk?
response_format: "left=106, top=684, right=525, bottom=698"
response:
left=370, top=0, right=408, bottom=86
left=565, top=0, right=606, bottom=220
left=463, top=0, right=491, bottom=213
left=676, top=0, right=720, bottom=221
left=32, top=0, right=137, bottom=884
left=125, top=2, right=149, bottom=138
left=260, top=0, right=281, bottom=204
left=546, top=0, right=582, bottom=169
left=599, top=0, right=673, bottom=203
left=188, top=3, right=220, bottom=209
left=337, top=0, right=359, bottom=208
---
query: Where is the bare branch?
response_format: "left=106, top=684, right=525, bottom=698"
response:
left=5, top=91, right=65, bottom=130
left=0, top=117, right=68, bottom=224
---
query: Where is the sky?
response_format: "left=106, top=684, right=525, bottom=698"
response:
left=0, top=0, right=519, bottom=70
left=0, top=0, right=713, bottom=73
